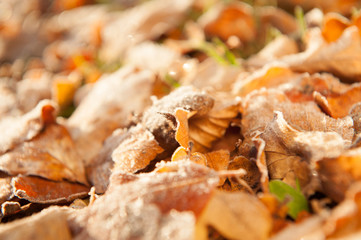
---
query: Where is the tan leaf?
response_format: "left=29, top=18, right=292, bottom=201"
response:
left=12, top=176, right=89, bottom=204
left=314, top=84, right=361, bottom=118
left=112, top=124, right=164, bottom=173
left=0, top=100, right=57, bottom=155
left=142, top=86, right=214, bottom=154
left=67, top=66, right=155, bottom=164
left=317, top=148, right=361, bottom=202
left=70, top=161, right=218, bottom=239
left=195, top=190, right=272, bottom=240
left=199, top=2, right=256, bottom=42
left=0, top=124, right=87, bottom=184
left=262, top=111, right=347, bottom=190
left=280, top=26, right=361, bottom=81
left=233, top=64, right=298, bottom=97
left=0, top=206, right=73, bottom=240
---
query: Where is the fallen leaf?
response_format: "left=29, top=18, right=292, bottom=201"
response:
left=0, top=206, right=73, bottom=240
left=12, top=176, right=89, bottom=204
left=142, top=86, right=214, bottom=155
left=112, top=124, right=164, bottom=173
left=70, top=161, right=218, bottom=239
left=195, top=190, right=272, bottom=240
left=314, top=83, right=361, bottom=118
left=67, top=66, right=155, bottom=164
left=317, top=148, right=361, bottom=202
left=199, top=2, right=256, bottom=42
left=0, top=124, right=87, bottom=184
left=0, top=100, right=57, bottom=155
left=280, top=26, right=361, bottom=81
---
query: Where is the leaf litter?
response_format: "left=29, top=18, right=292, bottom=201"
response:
left=1, top=0, right=361, bottom=239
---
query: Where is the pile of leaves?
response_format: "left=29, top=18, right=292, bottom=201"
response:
left=1, top=0, right=361, bottom=239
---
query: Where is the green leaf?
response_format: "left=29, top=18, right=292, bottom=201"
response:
left=269, top=180, right=309, bottom=219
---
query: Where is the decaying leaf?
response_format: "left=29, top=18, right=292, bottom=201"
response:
left=67, top=66, right=155, bottom=164
left=0, top=206, right=73, bottom=240
left=70, top=161, right=218, bottom=239
left=196, top=190, right=272, bottom=240
left=0, top=100, right=57, bottom=154
left=142, top=86, right=214, bottom=155
left=233, top=64, right=299, bottom=97
left=12, top=176, right=89, bottom=204
left=262, top=111, right=347, bottom=190
left=280, top=26, right=361, bottom=81
left=199, top=2, right=256, bottom=42
left=0, top=124, right=87, bottom=184
left=317, top=147, right=361, bottom=202
left=111, top=124, right=164, bottom=173
left=314, top=84, right=361, bottom=118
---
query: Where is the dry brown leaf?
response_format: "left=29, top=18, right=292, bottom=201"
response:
left=314, top=84, right=361, bottom=118
left=16, top=69, right=52, bottom=113
left=142, top=86, right=214, bottom=155
left=262, top=111, right=347, bottom=190
left=0, top=100, right=57, bottom=155
left=112, top=124, right=164, bottom=173
left=280, top=26, right=361, bottom=81
left=199, top=2, right=256, bottom=42
left=195, top=190, right=272, bottom=240
left=317, top=148, right=361, bottom=202
left=0, top=206, right=73, bottom=240
left=247, top=35, right=299, bottom=67
left=233, top=64, right=299, bottom=97
left=99, top=0, right=194, bottom=62
left=67, top=66, right=155, bottom=164
left=0, top=124, right=87, bottom=184
left=183, top=58, right=243, bottom=92
left=241, top=89, right=354, bottom=141
left=284, top=73, right=349, bottom=103
left=70, top=161, right=218, bottom=239
left=223, top=155, right=261, bottom=192
left=12, top=176, right=89, bottom=204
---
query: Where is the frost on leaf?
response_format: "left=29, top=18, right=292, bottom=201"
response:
left=196, top=190, right=272, bottom=240
left=70, top=161, right=218, bottom=240
left=67, top=66, right=155, bottom=164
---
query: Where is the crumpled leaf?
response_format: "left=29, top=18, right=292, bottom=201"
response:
left=262, top=111, right=348, bottom=190
left=70, top=161, right=218, bottom=239
left=67, top=66, right=155, bottom=164
left=195, top=190, right=272, bottom=240
left=233, top=64, right=299, bottom=97
left=0, top=124, right=87, bottom=184
left=314, top=83, right=361, bottom=118
left=12, top=175, right=89, bottom=204
left=198, top=2, right=256, bottom=42
left=141, top=86, right=214, bottom=155
left=16, top=69, right=52, bottom=113
left=317, top=147, right=361, bottom=202
left=247, top=35, right=299, bottom=67
left=99, top=0, right=194, bottom=62
left=241, top=89, right=354, bottom=141
left=182, top=58, right=243, bottom=92
left=0, top=206, right=73, bottom=240
left=112, top=124, right=164, bottom=173
left=0, top=99, right=57, bottom=154
left=280, top=26, right=361, bottom=81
